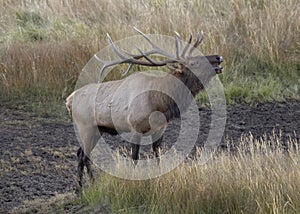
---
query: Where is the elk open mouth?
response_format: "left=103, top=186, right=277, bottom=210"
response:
left=214, top=66, right=223, bottom=74
left=214, top=55, right=224, bottom=74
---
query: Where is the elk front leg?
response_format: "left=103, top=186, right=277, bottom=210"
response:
left=130, top=132, right=141, bottom=165
left=151, top=129, right=164, bottom=164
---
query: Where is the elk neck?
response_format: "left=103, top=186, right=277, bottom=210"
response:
left=150, top=66, right=204, bottom=121
left=169, top=66, right=205, bottom=97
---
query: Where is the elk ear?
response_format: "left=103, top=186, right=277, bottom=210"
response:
left=167, top=63, right=184, bottom=73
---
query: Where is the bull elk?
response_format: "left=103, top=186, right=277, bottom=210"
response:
left=66, top=28, right=224, bottom=188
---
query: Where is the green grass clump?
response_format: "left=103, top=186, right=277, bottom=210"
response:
left=80, top=134, right=300, bottom=213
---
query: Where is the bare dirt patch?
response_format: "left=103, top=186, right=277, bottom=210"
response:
left=0, top=101, right=299, bottom=213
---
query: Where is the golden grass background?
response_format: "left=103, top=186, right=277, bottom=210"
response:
left=0, top=0, right=299, bottom=106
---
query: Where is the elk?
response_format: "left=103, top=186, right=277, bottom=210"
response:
left=66, top=28, right=223, bottom=188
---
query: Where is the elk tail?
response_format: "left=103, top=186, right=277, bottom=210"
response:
left=65, top=91, right=75, bottom=117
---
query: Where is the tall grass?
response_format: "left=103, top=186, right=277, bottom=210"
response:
left=80, top=133, right=300, bottom=213
left=0, top=0, right=299, bottom=107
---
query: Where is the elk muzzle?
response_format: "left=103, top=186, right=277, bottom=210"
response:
left=206, top=55, right=224, bottom=74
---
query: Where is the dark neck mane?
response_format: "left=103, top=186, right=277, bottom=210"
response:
left=150, top=66, right=204, bottom=121
left=168, top=66, right=204, bottom=96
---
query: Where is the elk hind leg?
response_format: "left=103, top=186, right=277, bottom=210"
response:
left=77, top=147, right=85, bottom=190
left=75, top=124, right=100, bottom=190
left=85, top=155, right=94, bottom=182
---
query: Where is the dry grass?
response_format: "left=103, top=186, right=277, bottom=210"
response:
left=0, top=0, right=299, bottom=108
left=9, top=132, right=299, bottom=213
left=80, top=133, right=300, bottom=213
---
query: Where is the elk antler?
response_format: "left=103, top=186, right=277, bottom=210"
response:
left=95, top=27, right=204, bottom=82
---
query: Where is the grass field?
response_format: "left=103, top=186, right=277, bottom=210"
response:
left=0, top=0, right=299, bottom=110
left=1, top=0, right=300, bottom=213
left=79, top=134, right=300, bottom=213
left=11, top=133, right=300, bottom=213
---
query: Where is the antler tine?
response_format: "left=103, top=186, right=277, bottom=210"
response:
left=175, top=36, right=180, bottom=59
left=96, top=33, right=131, bottom=81
left=133, top=27, right=174, bottom=58
left=174, top=31, right=183, bottom=59
left=94, top=54, right=125, bottom=82
left=180, top=33, right=193, bottom=58
left=196, top=31, right=204, bottom=46
left=187, top=31, right=204, bottom=57
left=122, top=64, right=134, bottom=76
left=136, top=47, right=171, bottom=66
left=174, top=31, right=183, bottom=45
left=133, top=27, right=154, bottom=48
left=106, top=33, right=129, bottom=60
left=97, top=60, right=112, bottom=82
left=107, top=32, right=164, bottom=64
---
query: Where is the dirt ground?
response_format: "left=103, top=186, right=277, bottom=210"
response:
left=0, top=101, right=299, bottom=213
